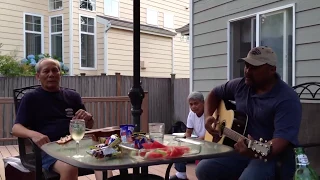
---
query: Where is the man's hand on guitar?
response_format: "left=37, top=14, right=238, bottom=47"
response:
left=234, top=134, right=255, bottom=158
left=205, top=116, right=220, bottom=136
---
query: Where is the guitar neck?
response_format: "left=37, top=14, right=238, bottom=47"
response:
left=223, top=127, right=250, bottom=144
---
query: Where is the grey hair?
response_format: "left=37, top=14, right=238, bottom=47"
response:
left=187, top=91, right=204, bottom=102
left=35, top=58, right=61, bottom=73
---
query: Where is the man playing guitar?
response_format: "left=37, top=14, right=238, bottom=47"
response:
left=196, top=46, right=302, bottom=180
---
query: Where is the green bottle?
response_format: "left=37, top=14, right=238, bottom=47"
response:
left=294, top=147, right=319, bottom=180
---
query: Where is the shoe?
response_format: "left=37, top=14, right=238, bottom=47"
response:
left=169, top=175, right=188, bottom=180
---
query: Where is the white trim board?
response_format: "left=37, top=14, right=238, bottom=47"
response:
left=78, top=14, right=97, bottom=70
left=23, top=12, right=44, bottom=58
left=49, top=14, right=64, bottom=63
left=189, top=0, right=193, bottom=93
left=227, top=3, right=296, bottom=86
left=69, top=0, right=74, bottom=75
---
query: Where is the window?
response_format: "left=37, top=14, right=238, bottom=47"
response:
left=24, top=14, right=43, bottom=57
left=229, top=6, right=293, bottom=85
left=50, top=16, right=63, bottom=62
left=80, top=0, right=96, bottom=11
left=164, top=13, right=174, bottom=29
left=49, top=0, right=63, bottom=10
left=147, top=9, right=158, bottom=26
left=80, top=16, right=95, bottom=68
left=104, top=0, right=119, bottom=17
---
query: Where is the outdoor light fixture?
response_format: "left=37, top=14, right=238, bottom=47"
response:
left=128, top=0, right=145, bottom=133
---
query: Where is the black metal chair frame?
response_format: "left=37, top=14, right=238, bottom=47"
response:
left=292, top=82, right=320, bottom=148
left=12, top=85, right=93, bottom=180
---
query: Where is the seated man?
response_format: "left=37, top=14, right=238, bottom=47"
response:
left=196, top=46, right=302, bottom=180
left=11, top=58, right=112, bottom=180
left=170, top=91, right=206, bottom=180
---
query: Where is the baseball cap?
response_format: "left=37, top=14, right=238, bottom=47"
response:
left=237, top=46, right=277, bottom=66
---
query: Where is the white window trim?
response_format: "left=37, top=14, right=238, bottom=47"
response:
left=49, top=14, right=64, bottom=62
left=104, top=0, right=120, bottom=18
left=146, top=8, right=158, bottom=26
left=79, top=14, right=97, bottom=70
left=164, top=12, right=174, bottom=29
left=79, top=0, right=96, bottom=12
left=48, top=0, right=63, bottom=11
left=23, top=12, right=44, bottom=58
left=227, top=3, right=296, bottom=86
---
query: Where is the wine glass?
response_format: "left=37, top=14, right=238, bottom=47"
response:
left=69, top=119, right=86, bottom=158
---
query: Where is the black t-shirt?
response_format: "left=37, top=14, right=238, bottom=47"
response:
left=14, top=87, right=86, bottom=141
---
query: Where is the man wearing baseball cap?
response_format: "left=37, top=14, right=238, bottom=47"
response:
left=196, top=46, right=302, bottom=180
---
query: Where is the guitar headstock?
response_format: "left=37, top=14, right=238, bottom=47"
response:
left=247, top=138, right=272, bottom=162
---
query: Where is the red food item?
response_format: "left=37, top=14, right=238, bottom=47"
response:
left=175, top=146, right=190, bottom=153
left=142, top=141, right=167, bottom=149
left=145, top=151, right=165, bottom=159
left=168, top=147, right=185, bottom=158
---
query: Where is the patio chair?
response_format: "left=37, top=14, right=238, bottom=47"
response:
left=12, top=85, right=94, bottom=180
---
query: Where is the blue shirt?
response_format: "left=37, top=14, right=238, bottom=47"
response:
left=14, top=87, right=86, bottom=141
left=213, top=76, right=302, bottom=146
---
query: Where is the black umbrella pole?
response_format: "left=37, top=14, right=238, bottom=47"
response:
left=128, top=0, right=144, bottom=132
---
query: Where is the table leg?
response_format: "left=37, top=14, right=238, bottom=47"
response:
left=119, top=169, right=128, bottom=176
left=165, top=163, right=173, bottom=180
left=103, top=171, right=108, bottom=180
left=141, top=166, right=148, bottom=175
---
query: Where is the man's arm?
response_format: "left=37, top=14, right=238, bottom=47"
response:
left=269, top=100, right=302, bottom=156
left=185, top=128, right=193, bottom=138
left=11, top=94, right=50, bottom=147
left=205, top=78, right=241, bottom=135
left=73, top=92, right=94, bottom=129
left=185, top=111, right=194, bottom=137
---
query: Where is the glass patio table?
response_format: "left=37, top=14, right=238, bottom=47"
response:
left=41, top=134, right=234, bottom=180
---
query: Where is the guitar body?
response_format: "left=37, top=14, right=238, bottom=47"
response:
left=204, top=100, right=248, bottom=147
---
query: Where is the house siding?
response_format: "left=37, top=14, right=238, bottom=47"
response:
left=192, top=0, right=320, bottom=96
left=0, top=0, right=70, bottom=65
left=83, top=0, right=190, bottom=77
left=107, top=28, right=173, bottom=77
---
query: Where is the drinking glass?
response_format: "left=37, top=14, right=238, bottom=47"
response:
left=149, top=123, right=165, bottom=143
left=69, top=119, right=86, bottom=158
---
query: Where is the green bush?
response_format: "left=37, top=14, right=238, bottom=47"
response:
left=0, top=44, right=69, bottom=76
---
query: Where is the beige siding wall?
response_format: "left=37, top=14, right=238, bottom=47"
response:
left=107, top=28, right=173, bottom=77
left=0, top=0, right=69, bottom=65
left=72, top=0, right=189, bottom=77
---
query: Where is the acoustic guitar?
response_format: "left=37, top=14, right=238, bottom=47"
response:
left=204, top=100, right=272, bottom=160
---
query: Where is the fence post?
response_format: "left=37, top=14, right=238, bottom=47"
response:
left=115, top=73, right=122, bottom=96
left=170, top=73, right=176, bottom=126
left=141, top=92, right=149, bottom=133
left=115, top=73, right=122, bottom=125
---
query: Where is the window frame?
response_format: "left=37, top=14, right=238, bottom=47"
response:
left=104, top=0, right=120, bottom=18
left=146, top=8, right=158, bottom=26
left=79, top=0, right=96, bottom=11
left=48, top=0, right=63, bottom=11
left=23, top=13, right=44, bottom=58
left=49, top=14, right=64, bottom=62
left=227, top=3, right=296, bottom=85
left=79, top=14, right=97, bottom=70
left=164, top=12, right=174, bottom=29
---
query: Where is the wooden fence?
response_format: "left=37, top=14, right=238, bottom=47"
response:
left=0, top=74, right=190, bottom=134
left=0, top=93, right=149, bottom=144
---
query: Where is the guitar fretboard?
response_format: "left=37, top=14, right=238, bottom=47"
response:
left=223, top=127, right=249, bottom=144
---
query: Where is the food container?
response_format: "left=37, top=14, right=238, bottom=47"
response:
left=119, top=137, right=202, bottom=160
left=120, top=124, right=135, bottom=143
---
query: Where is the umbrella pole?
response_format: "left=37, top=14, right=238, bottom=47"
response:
left=129, top=0, right=144, bottom=133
